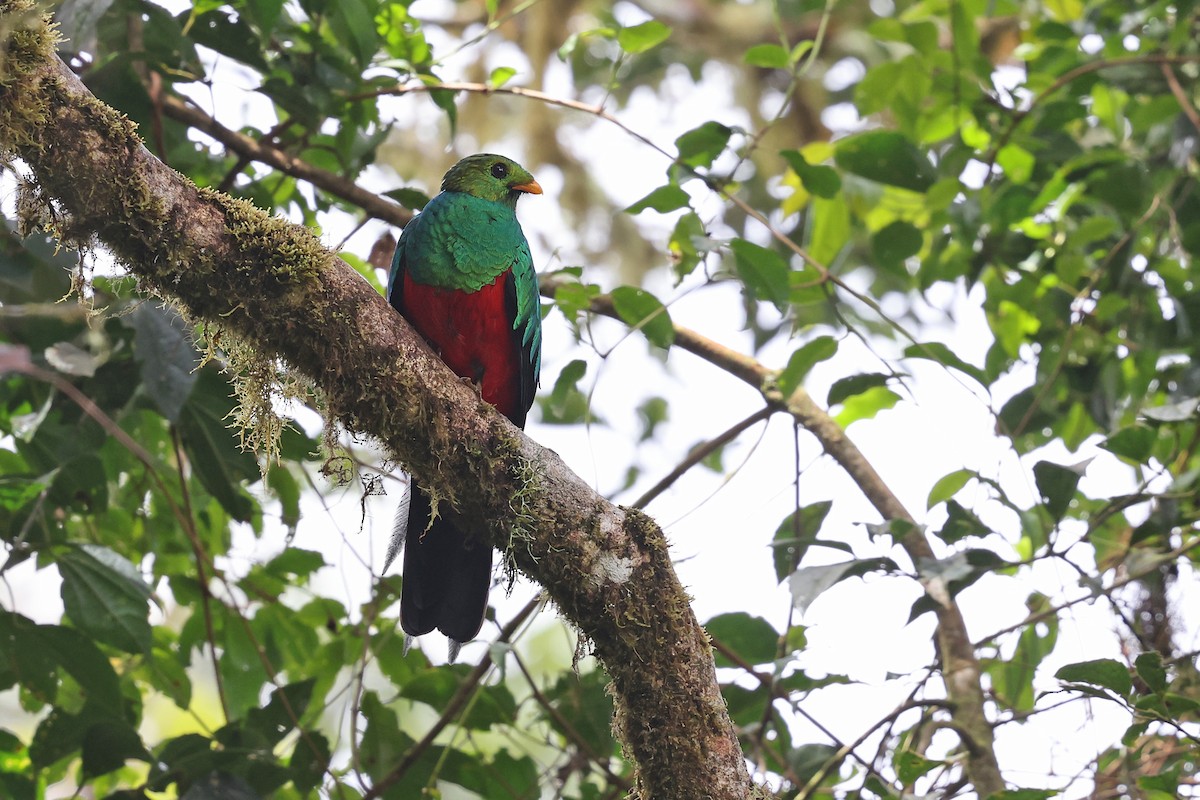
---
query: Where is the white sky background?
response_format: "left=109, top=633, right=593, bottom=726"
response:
left=2, top=0, right=1198, bottom=797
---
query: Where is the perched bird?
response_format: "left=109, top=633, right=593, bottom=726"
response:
left=385, top=153, right=543, bottom=658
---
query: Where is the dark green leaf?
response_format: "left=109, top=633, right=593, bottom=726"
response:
left=1033, top=459, right=1087, bottom=522
left=611, top=286, right=675, bottom=349
left=675, top=122, right=732, bottom=169
left=827, top=372, right=889, bottom=406
left=58, top=544, right=152, bottom=653
left=781, top=150, right=841, bottom=199
left=81, top=719, right=148, bottom=778
left=1101, top=425, right=1156, bottom=463
left=730, top=239, right=790, bottom=309
left=127, top=303, right=199, bottom=423
left=625, top=185, right=690, bottom=214
left=834, top=130, right=936, bottom=192
left=289, top=731, right=330, bottom=794
left=936, top=500, right=990, bottom=544
left=1134, top=651, right=1167, bottom=694
left=895, top=750, right=941, bottom=785
left=1055, top=658, right=1132, bottom=698
left=178, top=370, right=258, bottom=522
left=872, top=220, right=923, bottom=267
left=705, top=612, right=778, bottom=667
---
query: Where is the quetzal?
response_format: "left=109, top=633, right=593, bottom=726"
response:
left=385, top=153, right=543, bottom=656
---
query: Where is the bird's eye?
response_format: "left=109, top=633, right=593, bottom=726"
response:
left=490, top=162, right=509, bottom=179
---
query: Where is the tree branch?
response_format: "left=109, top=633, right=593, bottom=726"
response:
left=0, top=9, right=750, bottom=798
left=158, top=93, right=413, bottom=228
left=562, top=284, right=1007, bottom=796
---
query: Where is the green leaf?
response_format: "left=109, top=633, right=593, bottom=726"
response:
left=675, top=122, right=732, bottom=169
left=1134, top=651, right=1167, bottom=694
left=730, top=239, right=790, bottom=309
left=787, top=558, right=896, bottom=614
left=777, top=336, right=838, bottom=396
left=872, top=220, right=923, bottom=268
left=834, top=130, right=936, bottom=192
left=744, top=43, right=790, bottom=69
left=616, top=20, right=671, bottom=54
left=127, top=303, right=200, bottom=423
left=927, top=468, right=973, bottom=509
left=669, top=212, right=707, bottom=279
left=1056, top=658, right=1132, bottom=698
left=895, top=750, right=942, bottom=785
left=81, top=719, right=148, bottom=778
left=611, top=286, right=675, bottom=349
left=1101, top=425, right=1156, bottom=463
left=58, top=544, right=152, bottom=653
left=771, top=501, right=847, bottom=582
left=781, top=150, right=841, bottom=199
left=835, top=386, right=900, bottom=427
left=488, top=66, right=516, bottom=87
left=177, top=370, right=258, bottom=522
left=540, top=359, right=597, bottom=425
left=329, top=0, right=378, bottom=69
left=706, top=612, right=778, bottom=667
left=808, top=193, right=850, bottom=267
left=636, top=396, right=669, bottom=442
left=625, top=185, right=690, bottom=214
left=936, top=500, right=990, bottom=544
left=1033, top=459, right=1087, bottom=521
left=290, top=731, right=330, bottom=795
left=827, top=372, right=890, bottom=406
left=384, top=187, right=432, bottom=211
left=902, top=342, right=988, bottom=385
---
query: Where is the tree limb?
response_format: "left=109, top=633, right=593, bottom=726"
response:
left=0, top=8, right=750, bottom=798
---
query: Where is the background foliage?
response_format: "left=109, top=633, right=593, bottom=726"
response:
left=1, top=0, right=1199, bottom=797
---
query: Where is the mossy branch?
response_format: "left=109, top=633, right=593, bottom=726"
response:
left=0, top=6, right=751, bottom=798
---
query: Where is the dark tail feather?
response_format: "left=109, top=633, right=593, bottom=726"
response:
left=397, top=479, right=492, bottom=649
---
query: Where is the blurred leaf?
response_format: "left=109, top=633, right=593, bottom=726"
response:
left=730, top=239, right=789, bottom=309
left=611, top=286, right=675, bottom=349
left=903, top=342, right=987, bottom=386
left=675, top=122, right=732, bottom=169
left=540, top=359, right=598, bottom=425
left=616, top=20, right=671, bottom=54
left=935, top=499, right=990, bottom=544
left=1101, top=425, right=1156, bottom=463
left=927, top=468, right=973, bottom=509
left=383, top=187, right=432, bottom=211
left=744, top=43, right=789, bottom=69
left=1033, top=459, right=1088, bottom=522
left=777, top=336, right=837, bottom=396
left=781, top=149, right=841, bottom=199
left=1134, top=651, right=1167, bottom=694
left=1056, top=659, right=1132, bottom=698
left=488, top=66, right=517, bottom=88
left=625, top=185, right=690, bottom=214
left=834, top=130, right=936, bottom=192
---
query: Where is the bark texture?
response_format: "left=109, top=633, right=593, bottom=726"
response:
left=0, top=7, right=751, bottom=798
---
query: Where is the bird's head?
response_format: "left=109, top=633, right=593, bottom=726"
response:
left=441, top=153, right=542, bottom=208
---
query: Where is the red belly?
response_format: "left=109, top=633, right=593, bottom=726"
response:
left=399, top=272, right=522, bottom=420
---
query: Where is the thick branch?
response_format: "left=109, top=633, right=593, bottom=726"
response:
left=0, top=9, right=749, bottom=798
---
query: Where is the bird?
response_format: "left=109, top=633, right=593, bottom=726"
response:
left=385, top=153, right=543, bottom=659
